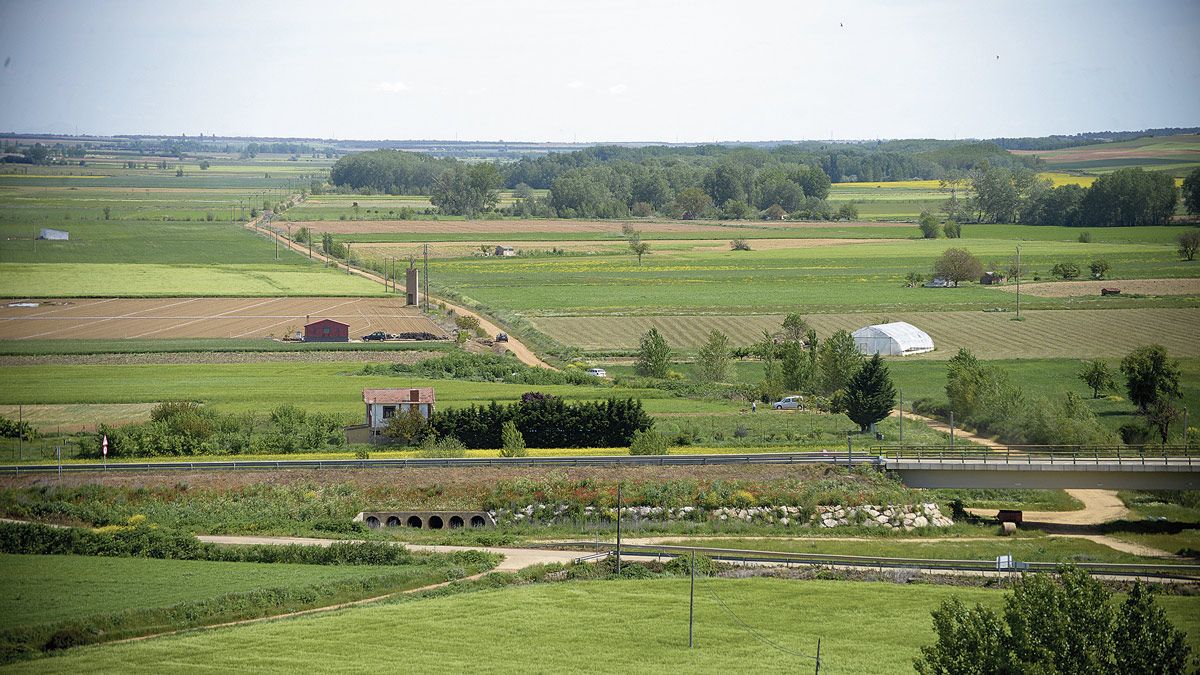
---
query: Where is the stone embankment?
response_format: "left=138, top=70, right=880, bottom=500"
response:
left=491, top=502, right=953, bottom=530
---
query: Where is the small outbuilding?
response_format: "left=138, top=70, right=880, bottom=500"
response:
left=361, top=388, right=436, bottom=443
left=852, top=321, right=935, bottom=356
left=494, top=246, right=516, bottom=257
left=39, top=228, right=69, bottom=240
left=979, top=272, right=1006, bottom=285
left=304, top=318, right=349, bottom=342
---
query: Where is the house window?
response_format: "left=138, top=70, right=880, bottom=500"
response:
left=382, top=406, right=396, bottom=419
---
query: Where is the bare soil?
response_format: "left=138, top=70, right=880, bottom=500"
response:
left=990, top=278, right=1200, bottom=298
left=0, top=297, right=446, bottom=340
left=0, top=350, right=440, bottom=367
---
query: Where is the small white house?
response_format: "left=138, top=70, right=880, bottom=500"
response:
left=852, top=322, right=934, bottom=356
left=364, top=388, right=435, bottom=428
left=39, top=228, right=69, bottom=240
left=494, top=246, right=516, bottom=257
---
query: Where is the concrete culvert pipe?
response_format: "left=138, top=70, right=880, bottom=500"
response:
left=428, top=515, right=444, bottom=529
left=365, top=516, right=380, bottom=529
left=470, top=515, right=486, bottom=527
left=449, top=516, right=464, bottom=528
left=406, top=515, right=423, bottom=528
left=386, top=516, right=400, bottom=527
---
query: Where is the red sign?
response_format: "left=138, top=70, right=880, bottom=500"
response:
left=102, top=435, right=108, bottom=457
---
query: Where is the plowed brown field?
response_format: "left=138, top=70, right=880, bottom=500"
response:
left=294, top=218, right=910, bottom=235
left=0, top=297, right=447, bottom=340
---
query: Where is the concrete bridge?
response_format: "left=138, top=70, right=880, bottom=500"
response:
left=353, top=510, right=496, bottom=530
left=877, top=450, right=1198, bottom=490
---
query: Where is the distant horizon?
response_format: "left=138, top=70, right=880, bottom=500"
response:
left=3, top=125, right=1198, bottom=147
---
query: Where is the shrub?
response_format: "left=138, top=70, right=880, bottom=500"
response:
left=0, top=416, right=36, bottom=441
left=454, top=315, right=480, bottom=331
left=1078, top=230, right=1092, bottom=243
left=918, top=211, right=942, bottom=238
left=663, top=553, right=723, bottom=577
left=431, top=394, right=651, bottom=449
left=730, top=238, right=752, bottom=251
left=628, top=429, right=669, bottom=455
left=943, top=220, right=961, bottom=238
left=416, top=436, right=467, bottom=458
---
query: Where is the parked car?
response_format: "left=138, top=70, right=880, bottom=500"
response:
left=362, top=331, right=389, bottom=341
left=495, top=332, right=509, bottom=342
left=771, top=395, right=802, bottom=410
left=585, top=368, right=607, bottom=378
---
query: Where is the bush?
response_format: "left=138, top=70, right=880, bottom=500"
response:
left=663, top=553, right=723, bottom=577
left=943, top=220, right=961, bottom=238
left=431, top=393, right=651, bottom=449
left=362, top=351, right=603, bottom=387
left=628, top=429, right=669, bottom=455
left=0, top=416, right=36, bottom=441
left=730, top=238, right=752, bottom=251
left=1078, top=230, right=1092, bottom=243
left=416, top=436, right=467, bottom=458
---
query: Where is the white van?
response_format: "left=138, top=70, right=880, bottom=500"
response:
left=585, top=368, right=607, bottom=378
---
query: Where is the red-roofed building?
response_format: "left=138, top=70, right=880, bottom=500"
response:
left=304, top=318, right=349, bottom=342
left=362, top=388, right=436, bottom=442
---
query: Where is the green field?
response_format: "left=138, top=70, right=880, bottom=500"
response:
left=1019, top=134, right=1200, bottom=176
left=12, top=577, right=1199, bottom=674
left=0, top=553, right=426, bottom=629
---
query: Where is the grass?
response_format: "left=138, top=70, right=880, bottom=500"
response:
left=652, top=536, right=1179, bottom=565
left=0, top=553, right=422, bottom=629
left=0, top=262, right=383, bottom=297
left=11, top=577, right=1200, bottom=674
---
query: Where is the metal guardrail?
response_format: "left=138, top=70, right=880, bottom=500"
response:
left=3, top=448, right=1198, bottom=475
left=549, top=541, right=1200, bottom=581
left=875, top=445, right=1197, bottom=467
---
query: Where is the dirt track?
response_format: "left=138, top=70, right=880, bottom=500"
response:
left=990, top=278, right=1200, bottom=298
left=0, top=297, right=446, bottom=340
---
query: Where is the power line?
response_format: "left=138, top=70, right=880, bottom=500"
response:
left=707, top=588, right=819, bottom=662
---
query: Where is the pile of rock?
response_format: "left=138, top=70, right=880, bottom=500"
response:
left=488, top=502, right=953, bottom=530
left=812, top=503, right=953, bottom=530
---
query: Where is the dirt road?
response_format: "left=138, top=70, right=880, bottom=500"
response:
left=246, top=216, right=552, bottom=369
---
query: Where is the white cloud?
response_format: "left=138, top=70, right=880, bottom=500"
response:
left=608, top=83, right=628, bottom=95
left=374, top=81, right=409, bottom=93
left=566, top=80, right=585, bottom=89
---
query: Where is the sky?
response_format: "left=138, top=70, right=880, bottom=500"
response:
left=0, top=0, right=1198, bottom=142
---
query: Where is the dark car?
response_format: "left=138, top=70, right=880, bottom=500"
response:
left=496, top=332, right=509, bottom=342
left=362, top=331, right=389, bottom=341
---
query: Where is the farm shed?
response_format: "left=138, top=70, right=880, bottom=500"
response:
left=851, top=321, right=934, bottom=356
left=304, top=318, right=349, bottom=342
left=494, top=246, right=516, bottom=257
left=39, top=228, right=68, bottom=240
left=363, top=388, right=435, bottom=443
left=980, top=272, right=1006, bottom=285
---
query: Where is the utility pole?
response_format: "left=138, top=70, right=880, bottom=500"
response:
left=688, top=549, right=695, bottom=649
left=846, top=432, right=852, bottom=466
left=1015, top=244, right=1021, bottom=320
left=392, top=257, right=397, bottom=294
left=423, top=243, right=429, bottom=311
left=815, top=638, right=822, bottom=675
left=898, top=388, right=904, bottom=448
left=17, top=404, right=22, bottom=461
left=615, top=482, right=622, bottom=575
left=949, top=410, right=955, bottom=449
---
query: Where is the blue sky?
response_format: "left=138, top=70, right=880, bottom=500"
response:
left=0, top=0, right=1197, bottom=141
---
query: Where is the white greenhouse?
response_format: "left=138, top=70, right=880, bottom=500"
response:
left=851, top=321, right=934, bottom=356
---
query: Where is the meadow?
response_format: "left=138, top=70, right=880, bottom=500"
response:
left=11, top=577, right=1199, bottom=674
left=0, top=553, right=424, bottom=629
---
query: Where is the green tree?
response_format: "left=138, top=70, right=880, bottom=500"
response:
left=918, top=210, right=942, bottom=238
left=1144, top=398, right=1181, bottom=445
left=1078, top=359, right=1115, bottom=398
left=694, top=330, right=732, bottom=384
left=382, top=407, right=428, bottom=446
left=1179, top=230, right=1200, bottom=261
left=755, top=329, right=783, bottom=403
left=844, top=353, right=896, bottom=432
left=780, top=338, right=811, bottom=392
left=943, top=220, right=961, bottom=238
left=499, top=420, right=527, bottom=457
left=932, top=248, right=984, bottom=286
left=1051, top=261, right=1081, bottom=280
left=818, top=329, right=862, bottom=394
left=1184, top=167, right=1200, bottom=214
left=835, top=201, right=859, bottom=220
left=431, top=163, right=501, bottom=216
left=1120, top=345, right=1182, bottom=413
left=1088, top=259, right=1111, bottom=279
left=781, top=313, right=811, bottom=344
left=635, top=328, right=672, bottom=378
left=915, top=567, right=1191, bottom=675
left=673, top=187, right=712, bottom=220
left=627, top=231, right=651, bottom=265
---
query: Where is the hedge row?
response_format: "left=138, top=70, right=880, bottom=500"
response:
left=430, top=393, right=652, bottom=449
left=0, top=521, right=491, bottom=569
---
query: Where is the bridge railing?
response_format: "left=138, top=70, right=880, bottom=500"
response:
left=872, top=445, right=1197, bottom=466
